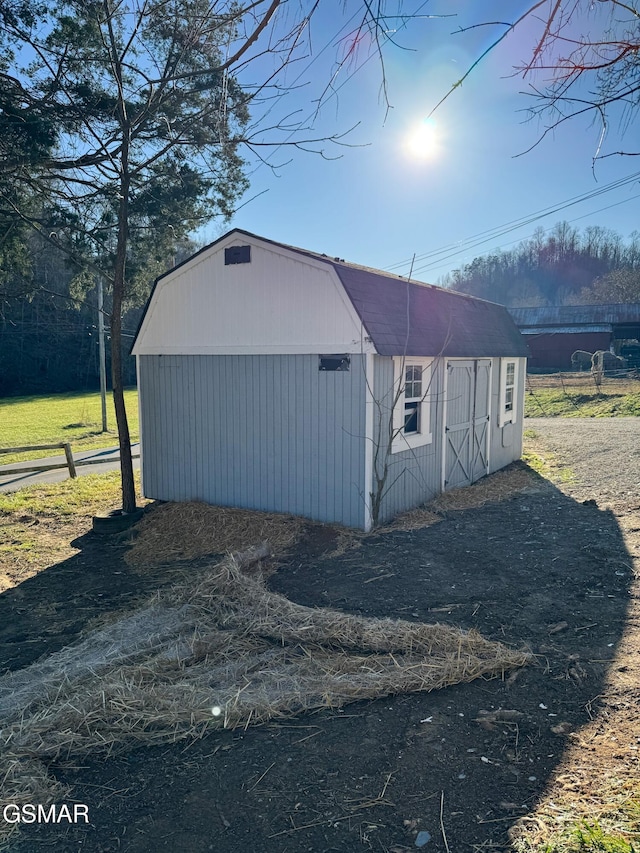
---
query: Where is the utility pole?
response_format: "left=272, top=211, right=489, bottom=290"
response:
left=98, top=277, right=108, bottom=432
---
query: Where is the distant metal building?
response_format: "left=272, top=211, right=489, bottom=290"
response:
left=509, top=304, right=640, bottom=370
left=132, top=230, right=528, bottom=530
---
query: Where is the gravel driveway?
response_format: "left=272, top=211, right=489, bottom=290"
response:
left=526, top=416, right=640, bottom=506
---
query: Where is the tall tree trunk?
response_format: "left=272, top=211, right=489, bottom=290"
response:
left=111, top=132, right=136, bottom=514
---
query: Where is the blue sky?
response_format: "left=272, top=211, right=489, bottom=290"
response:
left=202, top=0, right=640, bottom=282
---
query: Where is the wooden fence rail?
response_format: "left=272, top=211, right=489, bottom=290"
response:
left=0, top=442, right=77, bottom=478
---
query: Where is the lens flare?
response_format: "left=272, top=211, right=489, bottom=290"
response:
left=405, top=118, right=439, bottom=160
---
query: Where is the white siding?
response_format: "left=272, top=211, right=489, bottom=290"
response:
left=489, top=356, right=526, bottom=472
left=133, top=235, right=373, bottom=356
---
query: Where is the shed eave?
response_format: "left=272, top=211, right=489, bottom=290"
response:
left=133, top=342, right=378, bottom=356
left=373, top=343, right=528, bottom=358
left=520, top=324, right=612, bottom=335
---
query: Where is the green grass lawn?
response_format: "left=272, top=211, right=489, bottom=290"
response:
left=524, top=378, right=640, bottom=418
left=0, top=469, right=136, bottom=517
left=0, top=389, right=139, bottom=465
left=0, top=470, right=146, bottom=590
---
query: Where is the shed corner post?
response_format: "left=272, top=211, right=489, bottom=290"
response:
left=517, top=356, right=527, bottom=457
left=363, top=352, right=375, bottom=532
left=440, top=357, right=449, bottom=494
left=135, top=354, right=144, bottom=497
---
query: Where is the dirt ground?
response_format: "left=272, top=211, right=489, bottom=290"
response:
left=1, top=421, right=639, bottom=852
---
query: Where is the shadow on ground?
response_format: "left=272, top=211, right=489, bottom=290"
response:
left=0, top=533, right=174, bottom=672
left=1, top=472, right=634, bottom=852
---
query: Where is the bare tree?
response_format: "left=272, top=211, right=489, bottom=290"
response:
left=364, top=269, right=453, bottom=527
left=367, top=352, right=444, bottom=527
left=434, top=1, right=640, bottom=160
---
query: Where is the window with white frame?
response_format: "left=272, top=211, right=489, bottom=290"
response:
left=391, top=358, right=433, bottom=453
left=499, top=358, right=518, bottom=427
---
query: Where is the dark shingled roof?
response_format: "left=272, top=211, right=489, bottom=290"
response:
left=329, top=262, right=526, bottom=357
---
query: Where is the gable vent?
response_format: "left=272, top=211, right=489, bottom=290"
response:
left=319, top=354, right=350, bottom=372
left=225, top=245, right=251, bottom=265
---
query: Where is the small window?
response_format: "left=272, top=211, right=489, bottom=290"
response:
left=224, top=245, right=251, bottom=265
left=404, top=365, right=422, bottom=400
left=499, top=358, right=518, bottom=426
left=319, top=355, right=350, bottom=371
left=391, top=358, right=433, bottom=453
left=504, top=362, right=515, bottom=412
left=403, top=364, right=423, bottom=434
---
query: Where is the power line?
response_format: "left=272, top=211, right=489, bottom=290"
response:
left=389, top=171, right=640, bottom=270
left=414, top=190, right=640, bottom=278
left=424, top=192, right=640, bottom=279
left=384, top=169, right=640, bottom=276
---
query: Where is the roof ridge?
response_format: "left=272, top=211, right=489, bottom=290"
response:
left=229, top=229, right=507, bottom=307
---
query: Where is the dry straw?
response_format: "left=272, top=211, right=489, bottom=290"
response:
left=125, top=501, right=305, bottom=568
left=382, top=463, right=539, bottom=532
left=429, top=465, right=539, bottom=513
left=124, top=466, right=537, bottom=567
left=0, top=546, right=529, bottom=842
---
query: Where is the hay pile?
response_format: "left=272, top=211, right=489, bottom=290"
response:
left=125, top=502, right=304, bottom=568
left=386, top=464, right=540, bottom=532
left=430, top=464, right=540, bottom=513
left=0, top=547, right=529, bottom=840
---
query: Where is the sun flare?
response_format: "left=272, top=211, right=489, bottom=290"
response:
left=405, top=118, right=439, bottom=160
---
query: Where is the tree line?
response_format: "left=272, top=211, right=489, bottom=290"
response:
left=0, top=229, right=194, bottom=397
left=442, top=222, right=640, bottom=307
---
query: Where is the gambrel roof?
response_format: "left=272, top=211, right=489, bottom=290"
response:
left=132, top=229, right=527, bottom=358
